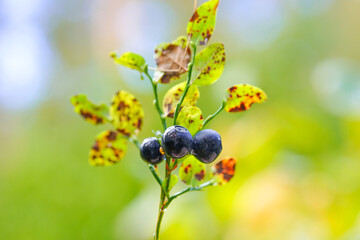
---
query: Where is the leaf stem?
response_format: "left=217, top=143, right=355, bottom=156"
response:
left=164, top=180, right=215, bottom=209
left=149, top=164, right=170, bottom=198
left=129, top=136, right=141, bottom=149
left=173, top=43, right=197, bottom=125
left=144, top=67, right=167, bottom=131
left=202, top=101, right=225, bottom=129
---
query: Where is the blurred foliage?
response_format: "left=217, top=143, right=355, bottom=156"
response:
left=1, top=0, right=360, bottom=239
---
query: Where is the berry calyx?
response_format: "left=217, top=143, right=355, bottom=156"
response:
left=161, top=125, right=193, bottom=159
left=140, top=137, right=165, bottom=164
left=192, top=129, right=222, bottom=163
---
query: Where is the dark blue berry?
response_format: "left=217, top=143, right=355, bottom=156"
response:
left=161, top=125, right=193, bottom=159
left=192, top=129, right=222, bottom=163
left=140, top=137, right=164, bottom=164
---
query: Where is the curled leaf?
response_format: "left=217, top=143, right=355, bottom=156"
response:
left=89, top=130, right=127, bottom=166
left=212, top=157, right=236, bottom=185
left=225, top=84, right=267, bottom=113
left=192, top=42, right=225, bottom=87
left=110, top=52, right=146, bottom=73
left=162, top=82, right=200, bottom=118
left=71, top=94, right=109, bottom=125
left=110, top=90, right=144, bottom=136
left=176, top=106, right=204, bottom=135
left=154, top=36, right=191, bottom=84
left=162, top=175, right=178, bottom=192
left=179, top=156, right=206, bottom=186
left=187, top=0, right=219, bottom=45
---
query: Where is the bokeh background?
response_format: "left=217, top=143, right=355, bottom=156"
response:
left=1, top=0, right=360, bottom=239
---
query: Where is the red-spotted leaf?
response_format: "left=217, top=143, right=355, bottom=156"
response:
left=212, top=157, right=236, bottom=185
left=187, top=0, right=219, bottom=46
left=162, top=82, right=200, bottom=118
left=191, top=42, right=225, bottom=87
left=179, top=156, right=206, bottom=186
left=89, top=130, right=127, bottom=166
left=71, top=94, right=109, bottom=125
left=110, top=90, right=144, bottom=136
left=176, top=106, right=204, bottom=135
left=154, top=36, right=191, bottom=84
left=225, top=84, right=267, bottom=113
left=110, top=52, right=146, bottom=73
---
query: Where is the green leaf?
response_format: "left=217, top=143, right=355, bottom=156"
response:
left=187, top=0, right=219, bottom=46
left=162, top=81, right=200, bottom=118
left=179, top=156, right=206, bottom=186
left=154, top=36, right=191, bottom=84
left=211, top=157, right=236, bottom=185
left=110, top=90, right=144, bottom=136
left=224, top=84, right=267, bottom=113
left=162, top=175, right=178, bottom=192
left=110, top=52, right=146, bottom=73
left=176, top=106, right=204, bottom=135
left=71, top=94, right=109, bottom=125
left=191, top=42, right=225, bottom=87
left=89, top=130, right=127, bottom=166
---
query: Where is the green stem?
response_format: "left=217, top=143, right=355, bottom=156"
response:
left=164, top=180, right=215, bottom=209
left=173, top=43, right=197, bottom=125
left=154, top=157, right=172, bottom=240
left=202, top=101, right=225, bottom=129
left=144, top=68, right=167, bottom=131
left=149, top=165, right=169, bottom=198
left=129, top=136, right=141, bottom=149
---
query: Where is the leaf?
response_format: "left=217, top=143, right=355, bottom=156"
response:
left=71, top=94, right=109, bottom=125
left=162, top=175, right=178, bottom=192
left=154, top=36, right=191, bottom=84
left=162, top=82, right=200, bottom=118
left=191, top=42, right=225, bottom=87
left=89, top=130, right=127, bottom=166
left=179, top=156, right=206, bottom=186
left=176, top=106, right=204, bottom=135
left=211, top=157, right=236, bottom=185
left=187, top=0, right=219, bottom=46
left=224, top=84, right=267, bottom=113
left=110, top=90, right=144, bottom=136
left=110, top=52, right=146, bottom=73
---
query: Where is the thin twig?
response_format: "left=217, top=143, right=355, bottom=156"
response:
left=202, top=101, right=226, bottom=129
left=173, top=43, right=197, bottom=125
left=144, top=68, right=167, bottom=130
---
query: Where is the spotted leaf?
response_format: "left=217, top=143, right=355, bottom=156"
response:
left=71, top=94, right=109, bottom=125
left=154, top=36, right=191, bottom=84
left=179, top=156, right=206, bottom=186
left=187, top=0, right=219, bottom=46
left=89, top=130, right=127, bottom=166
left=162, top=82, right=200, bottom=118
left=212, top=157, right=236, bottom=185
left=191, top=42, right=225, bottom=87
left=176, top=106, right=204, bottom=135
left=110, top=90, right=144, bottom=136
left=225, top=84, right=267, bottom=113
left=110, top=52, right=146, bottom=73
left=162, top=175, right=178, bottom=192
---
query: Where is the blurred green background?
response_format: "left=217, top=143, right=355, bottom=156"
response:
left=1, top=0, right=360, bottom=239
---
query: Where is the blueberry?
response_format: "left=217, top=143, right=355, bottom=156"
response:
left=161, top=125, right=193, bottom=159
left=192, top=129, right=222, bottom=163
left=140, top=137, right=165, bottom=164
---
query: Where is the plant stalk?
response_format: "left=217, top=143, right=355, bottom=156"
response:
left=154, top=42, right=200, bottom=240
left=154, top=157, right=172, bottom=240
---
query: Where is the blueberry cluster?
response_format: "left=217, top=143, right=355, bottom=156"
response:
left=140, top=125, right=222, bottom=164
